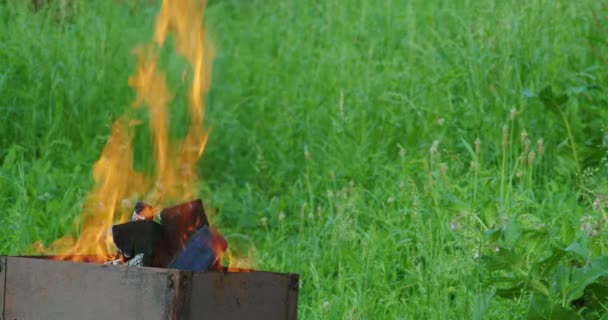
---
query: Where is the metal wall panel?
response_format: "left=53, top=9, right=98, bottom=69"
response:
left=187, top=271, right=299, bottom=320
left=3, top=257, right=183, bottom=320
left=0, top=256, right=6, bottom=317
left=0, top=257, right=298, bottom=320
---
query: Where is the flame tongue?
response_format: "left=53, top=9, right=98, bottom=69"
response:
left=42, top=0, right=213, bottom=262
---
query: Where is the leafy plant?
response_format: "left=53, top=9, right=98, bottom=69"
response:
left=480, top=215, right=608, bottom=319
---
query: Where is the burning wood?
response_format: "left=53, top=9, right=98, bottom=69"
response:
left=6, top=0, right=301, bottom=316
left=111, top=220, right=167, bottom=267
left=29, top=0, right=252, bottom=274
left=131, top=202, right=155, bottom=221
left=110, top=199, right=226, bottom=271
left=169, top=225, right=227, bottom=272
left=160, top=199, right=209, bottom=257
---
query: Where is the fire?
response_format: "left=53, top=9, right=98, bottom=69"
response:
left=224, top=248, right=254, bottom=272
left=40, top=0, right=214, bottom=263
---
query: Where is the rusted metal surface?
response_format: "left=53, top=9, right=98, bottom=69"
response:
left=0, top=256, right=6, bottom=316
left=188, top=271, right=299, bottom=320
left=0, top=256, right=298, bottom=320
left=2, top=257, right=183, bottom=320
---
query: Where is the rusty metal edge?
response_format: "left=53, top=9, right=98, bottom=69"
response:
left=169, top=270, right=192, bottom=320
left=1, top=256, right=6, bottom=319
left=287, top=273, right=299, bottom=320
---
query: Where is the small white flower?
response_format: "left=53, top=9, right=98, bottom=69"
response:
left=450, top=216, right=461, bottom=231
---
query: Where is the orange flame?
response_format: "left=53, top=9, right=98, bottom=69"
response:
left=223, top=248, right=253, bottom=272
left=40, top=0, right=213, bottom=262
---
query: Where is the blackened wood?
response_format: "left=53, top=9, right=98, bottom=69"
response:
left=169, top=226, right=227, bottom=272
left=111, top=221, right=169, bottom=267
left=132, top=202, right=155, bottom=221
left=2, top=257, right=186, bottom=320
left=160, top=199, right=209, bottom=257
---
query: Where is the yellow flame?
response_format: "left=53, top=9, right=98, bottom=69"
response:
left=41, top=0, right=213, bottom=262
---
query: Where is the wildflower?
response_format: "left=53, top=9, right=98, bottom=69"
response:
left=399, top=147, right=406, bottom=158
left=502, top=125, right=508, bottom=152
left=437, top=118, right=445, bottom=126
left=528, top=151, right=536, bottom=166
left=339, top=91, right=344, bottom=118
left=278, top=212, right=285, bottom=222
left=260, top=217, right=268, bottom=227
left=440, top=162, right=448, bottom=177
left=450, top=216, right=461, bottom=231
left=580, top=216, right=599, bottom=237
left=387, top=197, right=395, bottom=204
left=593, top=195, right=606, bottom=211
left=38, top=192, right=52, bottom=201
left=520, top=130, right=527, bottom=144
left=300, top=203, right=306, bottom=221
left=430, top=140, right=439, bottom=159
left=498, top=215, right=508, bottom=230
left=323, top=301, right=330, bottom=312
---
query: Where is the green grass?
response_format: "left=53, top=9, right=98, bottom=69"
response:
left=2, top=0, right=608, bottom=318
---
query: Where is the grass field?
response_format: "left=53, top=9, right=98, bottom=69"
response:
left=2, top=0, right=608, bottom=318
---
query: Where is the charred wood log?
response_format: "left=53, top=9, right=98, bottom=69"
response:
left=160, top=199, right=209, bottom=257
left=131, top=202, right=155, bottom=221
left=111, top=221, right=170, bottom=267
left=111, top=199, right=221, bottom=269
left=169, top=225, right=227, bottom=272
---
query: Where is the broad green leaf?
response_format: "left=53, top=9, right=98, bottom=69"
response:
left=539, top=86, right=569, bottom=114
left=566, top=256, right=608, bottom=303
left=473, top=290, right=494, bottom=320
left=501, top=218, right=521, bottom=250
left=565, top=234, right=590, bottom=261
left=537, top=248, right=566, bottom=277
left=517, top=214, right=545, bottom=232
left=527, top=294, right=579, bottom=320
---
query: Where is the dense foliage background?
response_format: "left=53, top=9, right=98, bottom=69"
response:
left=2, top=0, right=608, bottom=318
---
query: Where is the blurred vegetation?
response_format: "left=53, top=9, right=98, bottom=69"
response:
left=2, top=0, right=608, bottom=318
